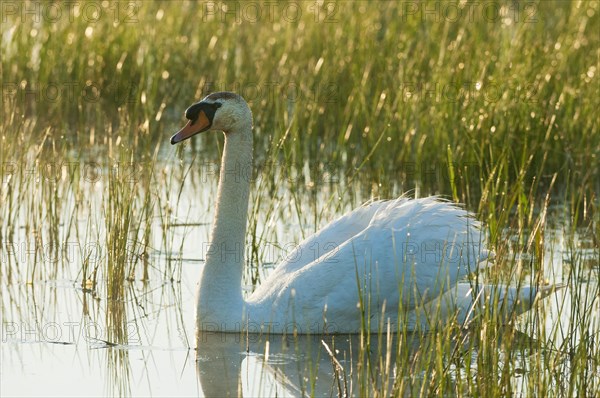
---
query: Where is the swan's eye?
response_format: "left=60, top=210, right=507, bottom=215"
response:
left=185, top=103, right=202, bottom=121
left=183, top=101, right=222, bottom=126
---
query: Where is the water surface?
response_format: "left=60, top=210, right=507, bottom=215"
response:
left=1, top=159, right=598, bottom=397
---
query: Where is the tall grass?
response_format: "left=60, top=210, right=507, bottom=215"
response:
left=1, top=0, right=598, bottom=396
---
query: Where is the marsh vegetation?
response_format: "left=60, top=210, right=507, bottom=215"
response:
left=1, top=1, right=598, bottom=396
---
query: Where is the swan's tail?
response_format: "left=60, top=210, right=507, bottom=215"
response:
left=534, top=283, right=566, bottom=301
left=477, top=282, right=564, bottom=318
left=407, top=282, right=563, bottom=331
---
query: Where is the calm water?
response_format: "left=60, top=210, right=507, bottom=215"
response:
left=1, top=158, right=598, bottom=397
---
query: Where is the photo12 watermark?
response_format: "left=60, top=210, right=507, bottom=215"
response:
left=2, top=321, right=140, bottom=344
left=2, top=80, right=139, bottom=105
left=398, top=80, right=539, bottom=104
left=1, top=161, right=153, bottom=185
left=197, top=1, right=339, bottom=24
left=1, top=1, right=140, bottom=24
left=399, top=1, right=538, bottom=24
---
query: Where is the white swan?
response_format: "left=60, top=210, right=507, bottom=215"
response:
left=171, top=92, right=541, bottom=334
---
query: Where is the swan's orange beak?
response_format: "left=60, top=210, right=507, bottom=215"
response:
left=171, top=110, right=211, bottom=145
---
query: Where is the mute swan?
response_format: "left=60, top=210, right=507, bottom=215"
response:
left=171, top=92, right=541, bottom=334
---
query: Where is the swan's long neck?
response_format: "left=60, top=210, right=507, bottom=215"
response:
left=199, top=124, right=253, bottom=319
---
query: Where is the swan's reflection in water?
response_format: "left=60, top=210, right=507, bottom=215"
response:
left=196, top=331, right=344, bottom=397
left=196, top=331, right=402, bottom=397
left=195, top=328, right=539, bottom=397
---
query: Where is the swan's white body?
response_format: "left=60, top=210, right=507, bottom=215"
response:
left=171, top=92, right=546, bottom=334
left=243, top=197, right=489, bottom=333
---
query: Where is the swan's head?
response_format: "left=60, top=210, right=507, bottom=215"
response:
left=171, top=91, right=252, bottom=144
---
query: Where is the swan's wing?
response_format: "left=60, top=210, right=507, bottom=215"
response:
left=254, top=199, right=392, bottom=289
left=250, top=197, right=489, bottom=330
